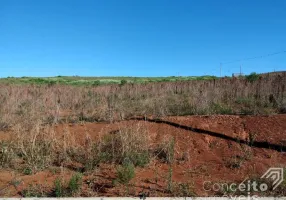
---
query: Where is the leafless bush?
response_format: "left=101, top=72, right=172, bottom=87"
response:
left=13, top=121, right=57, bottom=172
left=280, top=100, right=286, bottom=114
left=0, top=73, right=285, bottom=128
left=155, top=136, right=176, bottom=164
left=0, top=141, right=15, bottom=168
left=96, top=123, right=151, bottom=167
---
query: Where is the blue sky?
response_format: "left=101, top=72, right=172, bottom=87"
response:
left=0, top=0, right=285, bottom=77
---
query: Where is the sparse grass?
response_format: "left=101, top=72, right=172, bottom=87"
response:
left=248, top=132, right=257, bottom=146
left=279, top=101, right=286, bottom=113
left=68, top=173, right=83, bottom=196
left=46, top=123, right=152, bottom=172
left=224, top=145, right=253, bottom=169
left=235, top=97, right=257, bottom=114
left=54, top=173, right=83, bottom=197
left=115, top=160, right=135, bottom=185
left=54, top=178, right=64, bottom=197
left=49, top=167, right=61, bottom=175
left=97, top=124, right=151, bottom=167
left=224, top=155, right=244, bottom=169
left=210, top=103, right=233, bottom=114
left=283, top=168, right=286, bottom=186
left=209, top=140, right=219, bottom=149
left=0, top=72, right=285, bottom=197
left=155, top=136, right=175, bottom=164
left=15, top=124, right=56, bottom=172
left=21, top=173, right=83, bottom=197
left=154, top=137, right=176, bottom=193
left=170, top=182, right=196, bottom=197
left=22, top=184, right=47, bottom=197
left=0, top=141, right=14, bottom=168
left=167, top=166, right=173, bottom=192
left=0, top=121, right=9, bottom=131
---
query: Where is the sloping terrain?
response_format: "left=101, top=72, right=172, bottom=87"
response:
left=0, top=115, right=285, bottom=197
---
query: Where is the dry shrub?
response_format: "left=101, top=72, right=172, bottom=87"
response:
left=1, top=119, right=153, bottom=172
left=61, top=131, right=99, bottom=171
left=21, top=184, right=47, bottom=197
left=0, top=117, right=9, bottom=131
left=0, top=72, right=285, bottom=174
left=0, top=72, right=286, bottom=128
left=51, top=123, right=151, bottom=170
left=170, top=182, right=196, bottom=197
left=155, top=136, right=176, bottom=164
left=14, top=121, right=57, bottom=172
left=97, top=123, right=151, bottom=167
left=53, top=126, right=78, bottom=166
left=12, top=121, right=96, bottom=172
left=280, top=100, right=286, bottom=113
left=0, top=141, right=15, bottom=168
left=12, top=122, right=94, bottom=172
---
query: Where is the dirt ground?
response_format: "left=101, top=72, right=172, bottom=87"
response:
left=0, top=114, right=285, bottom=197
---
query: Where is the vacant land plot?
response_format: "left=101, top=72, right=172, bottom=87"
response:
left=0, top=72, right=285, bottom=197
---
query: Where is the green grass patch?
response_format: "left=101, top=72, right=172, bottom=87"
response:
left=0, top=75, right=218, bottom=86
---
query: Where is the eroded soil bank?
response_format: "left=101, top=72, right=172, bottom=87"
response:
left=0, top=115, right=285, bottom=197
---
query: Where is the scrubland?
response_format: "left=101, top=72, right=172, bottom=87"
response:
left=0, top=72, right=285, bottom=197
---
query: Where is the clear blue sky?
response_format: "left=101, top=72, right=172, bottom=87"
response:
left=1, top=0, right=285, bottom=77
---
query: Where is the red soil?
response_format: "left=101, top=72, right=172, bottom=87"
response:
left=0, top=115, right=285, bottom=197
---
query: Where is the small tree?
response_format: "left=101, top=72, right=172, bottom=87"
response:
left=246, top=72, right=260, bottom=82
left=120, top=79, right=127, bottom=86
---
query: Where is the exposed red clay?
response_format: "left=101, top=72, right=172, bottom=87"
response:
left=0, top=115, right=285, bottom=197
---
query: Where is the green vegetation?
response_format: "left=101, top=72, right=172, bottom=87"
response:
left=245, top=72, right=260, bottom=82
left=0, top=75, right=217, bottom=86
left=210, top=103, right=233, bottom=114
left=120, top=79, right=128, bottom=85
left=21, top=173, right=83, bottom=197
left=115, top=160, right=135, bottom=185
left=23, top=167, right=33, bottom=175
left=54, top=178, right=64, bottom=197
left=54, top=173, right=83, bottom=197
left=68, top=173, right=83, bottom=196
